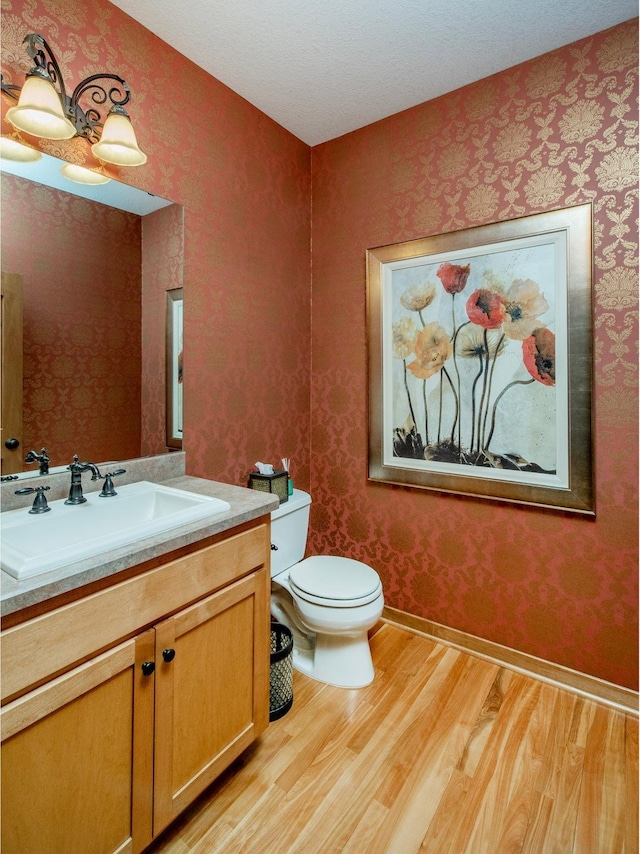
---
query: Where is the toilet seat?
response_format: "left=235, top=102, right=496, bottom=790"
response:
left=289, top=556, right=382, bottom=608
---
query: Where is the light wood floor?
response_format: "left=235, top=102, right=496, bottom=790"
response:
left=148, top=623, right=638, bottom=853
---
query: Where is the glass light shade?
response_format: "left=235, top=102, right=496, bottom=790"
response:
left=92, top=110, right=147, bottom=166
left=0, top=137, right=42, bottom=162
left=60, top=163, right=111, bottom=185
left=5, top=74, right=76, bottom=140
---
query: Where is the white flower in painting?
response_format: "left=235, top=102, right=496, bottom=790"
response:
left=392, top=317, right=418, bottom=359
left=502, top=279, right=549, bottom=340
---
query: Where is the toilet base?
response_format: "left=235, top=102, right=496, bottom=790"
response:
left=270, top=573, right=382, bottom=689
left=292, top=631, right=375, bottom=688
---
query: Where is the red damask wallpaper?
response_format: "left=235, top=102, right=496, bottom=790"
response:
left=1, top=2, right=636, bottom=689
left=309, top=21, right=638, bottom=689
left=1, top=0, right=312, bottom=493
left=1, top=172, right=142, bottom=467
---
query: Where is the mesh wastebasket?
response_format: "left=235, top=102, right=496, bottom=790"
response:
left=269, top=622, right=293, bottom=721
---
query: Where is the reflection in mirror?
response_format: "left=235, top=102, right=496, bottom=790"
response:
left=0, top=152, right=184, bottom=478
left=166, top=288, right=184, bottom=450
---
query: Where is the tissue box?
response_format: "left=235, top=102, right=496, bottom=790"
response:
left=248, top=469, right=289, bottom=504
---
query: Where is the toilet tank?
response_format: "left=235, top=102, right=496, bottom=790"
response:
left=269, top=489, right=311, bottom=578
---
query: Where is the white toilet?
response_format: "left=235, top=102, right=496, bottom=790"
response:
left=270, top=489, right=384, bottom=688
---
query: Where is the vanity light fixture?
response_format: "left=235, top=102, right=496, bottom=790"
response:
left=0, top=137, right=42, bottom=163
left=1, top=33, right=147, bottom=167
left=59, top=163, right=111, bottom=185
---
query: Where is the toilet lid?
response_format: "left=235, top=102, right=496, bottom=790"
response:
left=289, top=556, right=382, bottom=606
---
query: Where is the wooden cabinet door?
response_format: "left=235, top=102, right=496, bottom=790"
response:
left=153, top=569, right=270, bottom=836
left=1, top=631, right=155, bottom=854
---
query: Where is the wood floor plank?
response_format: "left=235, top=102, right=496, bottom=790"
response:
left=284, top=656, right=444, bottom=851
left=418, top=672, right=543, bottom=853
left=467, top=676, right=545, bottom=854
left=574, top=704, right=622, bottom=854
left=519, top=793, right=555, bottom=854
left=525, top=691, right=590, bottom=854
left=147, top=623, right=637, bottom=854
left=377, top=655, right=500, bottom=853
left=316, top=659, right=469, bottom=852
left=272, top=638, right=461, bottom=853
left=292, top=647, right=494, bottom=854
left=341, top=799, right=389, bottom=853
left=346, top=635, right=449, bottom=755
left=456, top=667, right=511, bottom=778
left=417, top=767, right=474, bottom=851
left=592, top=710, right=628, bottom=854
left=492, top=681, right=554, bottom=853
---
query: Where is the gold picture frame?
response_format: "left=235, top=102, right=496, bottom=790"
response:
left=166, top=287, right=183, bottom=450
left=366, top=204, right=594, bottom=514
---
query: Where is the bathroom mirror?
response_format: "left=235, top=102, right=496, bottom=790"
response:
left=1, top=152, right=184, bottom=478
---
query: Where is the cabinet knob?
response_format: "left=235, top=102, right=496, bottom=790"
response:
left=4, top=438, right=20, bottom=450
left=141, top=661, right=155, bottom=676
left=162, top=648, right=176, bottom=663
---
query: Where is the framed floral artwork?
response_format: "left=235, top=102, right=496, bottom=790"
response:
left=366, top=204, right=594, bottom=514
left=166, top=288, right=183, bottom=450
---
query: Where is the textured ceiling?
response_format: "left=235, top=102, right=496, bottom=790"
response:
left=109, top=0, right=637, bottom=145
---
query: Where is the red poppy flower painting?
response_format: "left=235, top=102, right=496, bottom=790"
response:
left=367, top=204, right=594, bottom=513
left=523, top=327, right=556, bottom=386
left=466, top=288, right=506, bottom=328
left=386, top=244, right=558, bottom=471
left=436, top=262, right=470, bottom=294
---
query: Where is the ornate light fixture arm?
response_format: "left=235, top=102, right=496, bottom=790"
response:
left=68, top=74, right=131, bottom=142
left=0, top=33, right=56, bottom=102
left=1, top=33, right=133, bottom=143
left=18, top=33, right=131, bottom=142
left=23, top=33, right=69, bottom=101
left=0, top=76, right=22, bottom=100
left=1, top=32, right=146, bottom=167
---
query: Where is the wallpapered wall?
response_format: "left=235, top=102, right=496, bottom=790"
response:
left=1, top=2, right=637, bottom=688
left=1, top=173, right=142, bottom=466
left=309, top=20, right=638, bottom=689
left=1, top=0, right=312, bottom=490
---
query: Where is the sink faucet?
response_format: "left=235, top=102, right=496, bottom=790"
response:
left=65, top=455, right=102, bottom=505
left=24, top=447, right=51, bottom=476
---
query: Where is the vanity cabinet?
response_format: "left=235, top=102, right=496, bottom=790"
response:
left=1, top=520, right=271, bottom=854
left=2, top=632, right=154, bottom=854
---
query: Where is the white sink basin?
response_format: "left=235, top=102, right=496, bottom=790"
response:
left=1, top=481, right=231, bottom=580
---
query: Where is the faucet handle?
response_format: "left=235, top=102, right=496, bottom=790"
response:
left=15, top=485, right=51, bottom=514
left=99, top=469, right=127, bottom=497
